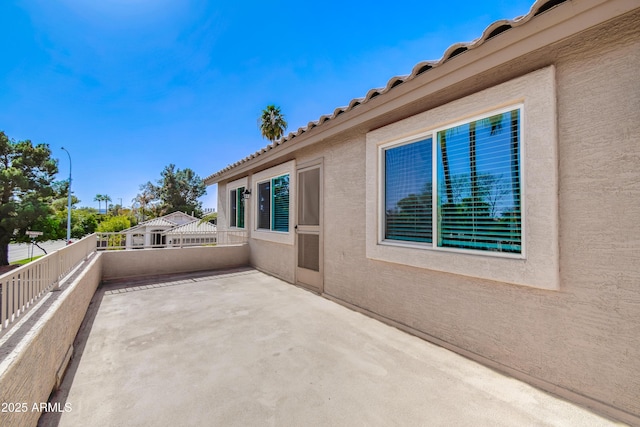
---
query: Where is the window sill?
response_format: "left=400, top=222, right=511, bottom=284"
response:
left=251, top=229, right=293, bottom=245
left=379, top=240, right=525, bottom=260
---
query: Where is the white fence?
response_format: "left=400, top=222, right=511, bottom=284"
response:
left=96, top=230, right=248, bottom=251
left=0, top=234, right=96, bottom=336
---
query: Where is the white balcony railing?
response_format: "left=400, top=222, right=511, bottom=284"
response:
left=0, top=234, right=97, bottom=337
left=96, top=229, right=248, bottom=251
left=1, top=230, right=248, bottom=337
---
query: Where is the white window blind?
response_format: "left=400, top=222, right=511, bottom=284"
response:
left=384, top=138, right=433, bottom=243
left=257, top=174, right=289, bottom=232
left=381, top=107, right=522, bottom=255
left=437, top=109, right=521, bottom=253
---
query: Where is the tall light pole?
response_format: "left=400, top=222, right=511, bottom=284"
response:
left=61, top=147, right=72, bottom=244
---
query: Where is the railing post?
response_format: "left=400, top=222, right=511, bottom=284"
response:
left=1, top=279, right=6, bottom=330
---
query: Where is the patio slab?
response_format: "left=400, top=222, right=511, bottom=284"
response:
left=40, top=269, right=621, bottom=426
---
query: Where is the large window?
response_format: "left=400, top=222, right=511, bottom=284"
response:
left=382, top=106, right=521, bottom=255
left=257, top=174, right=289, bottom=232
left=229, top=186, right=245, bottom=228
left=367, top=67, right=558, bottom=289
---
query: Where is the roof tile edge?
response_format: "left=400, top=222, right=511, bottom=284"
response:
left=204, top=0, right=568, bottom=183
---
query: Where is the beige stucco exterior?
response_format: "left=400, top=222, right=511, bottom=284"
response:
left=101, top=245, right=250, bottom=281
left=0, top=255, right=102, bottom=427
left=211, top=2, right=640, bottom=424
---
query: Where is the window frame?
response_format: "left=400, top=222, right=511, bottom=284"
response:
left=251, top=160, right=295, bottom=245
left=256, top=174, right=290, bottom=233
left=365, top=66, right=558, bottom=290
left=227, top=177, right=248, bottom=230
left=380, top=134, right=434, bottom=248
left=378, top=104, right=525, bottom=259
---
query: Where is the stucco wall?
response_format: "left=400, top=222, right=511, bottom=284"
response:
left=314, top=14, right=639, bottom=423
left=101, top=245, right=250, bottom=281
left=0, top=254, right=102, bottom=427
left=249, top=239, right=295, bottom=283
left=218, top=164, right=297, bottom=285
left=211, top=11, right=639, bottom=423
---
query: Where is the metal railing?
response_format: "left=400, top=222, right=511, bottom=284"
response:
left=0, top=234, right=97, bottom=336
left=96, top=229, right=248, bottom=251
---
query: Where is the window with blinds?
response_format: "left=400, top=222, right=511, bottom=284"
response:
left=384, top=138, right=432, bottom=243
left=437, top=109, right=521, bottom=253
left=257, top=174, right=289, bottom=232
left=237, top=186, right=245, bottom=228
left=230, top=189, right=237, bottom=227
left=382, top=106, right=521, bottom=255
left=272, top=175, right=289, bottom=232
left=229, top=186, right=245, bottom=228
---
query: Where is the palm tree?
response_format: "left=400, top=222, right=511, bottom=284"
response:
left=104, top=195, right=112, bottom=214
left=94, top=194, right=103, bottom=214
left=198, top=211, right=217, bottom=225
left=133, top=189, right=154, bottom=222
left=439, top=131, right=454, bottom=205
left=259, top=105, right=288, bottom=142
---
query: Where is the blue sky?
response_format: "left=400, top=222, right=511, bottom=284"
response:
left=1, top=0, right=534, bottom=212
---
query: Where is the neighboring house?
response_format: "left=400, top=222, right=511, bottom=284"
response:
left=122, top=212, right=215, bottom=248
left=165, top=220, right=217, bottom=247
left=204, top=0, right=639, bottom=424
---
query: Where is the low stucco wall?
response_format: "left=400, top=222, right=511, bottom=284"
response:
left=0, top=254, right=102, bottom=427
left=100, top=244, right=250, bottom=281
left=248, top=239, right=295, bottom=284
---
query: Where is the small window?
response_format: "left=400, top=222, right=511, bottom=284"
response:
left=229, top=186, right=245, bottom=228
left=230, top=189, right=237, bottom=227
left=258, top=181, right=271, bottom=229
left=257, top=174, right=290, bottom=232
left=384, top=138, right=433, bottom=243
left=382, top=106, right=521, bottom=255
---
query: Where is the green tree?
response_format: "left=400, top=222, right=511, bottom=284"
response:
left=0, top=131, right=58, bottom=265
left=258, top=104, right=288, bottom=142
left=96, top=215, right=131, bottom=232
left=73, top=209, right=99, bottom=237
left=51, top=180, right=79, bottom=212
left=58, top=207, right=98, bottom=239
left=138, top=165, right=206, bottom=217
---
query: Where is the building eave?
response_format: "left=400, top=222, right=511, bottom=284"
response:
left=205, top=0, right=638, bottom=185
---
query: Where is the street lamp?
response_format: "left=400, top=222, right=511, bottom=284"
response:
left=61, top=147, right=72, bottom=244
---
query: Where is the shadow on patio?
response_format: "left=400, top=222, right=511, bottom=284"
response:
left=38, top=268, right=618, bottom=426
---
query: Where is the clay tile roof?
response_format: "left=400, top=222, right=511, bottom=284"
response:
left=164, top=220, right=217, bottom=234
left=205, top=0, right=567, bottom=183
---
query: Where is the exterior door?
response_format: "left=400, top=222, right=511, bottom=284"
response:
left=296, top=164, right=323, bottom=292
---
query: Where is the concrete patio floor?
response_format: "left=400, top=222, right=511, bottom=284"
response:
left=39, top=269, right=621, bottom=426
